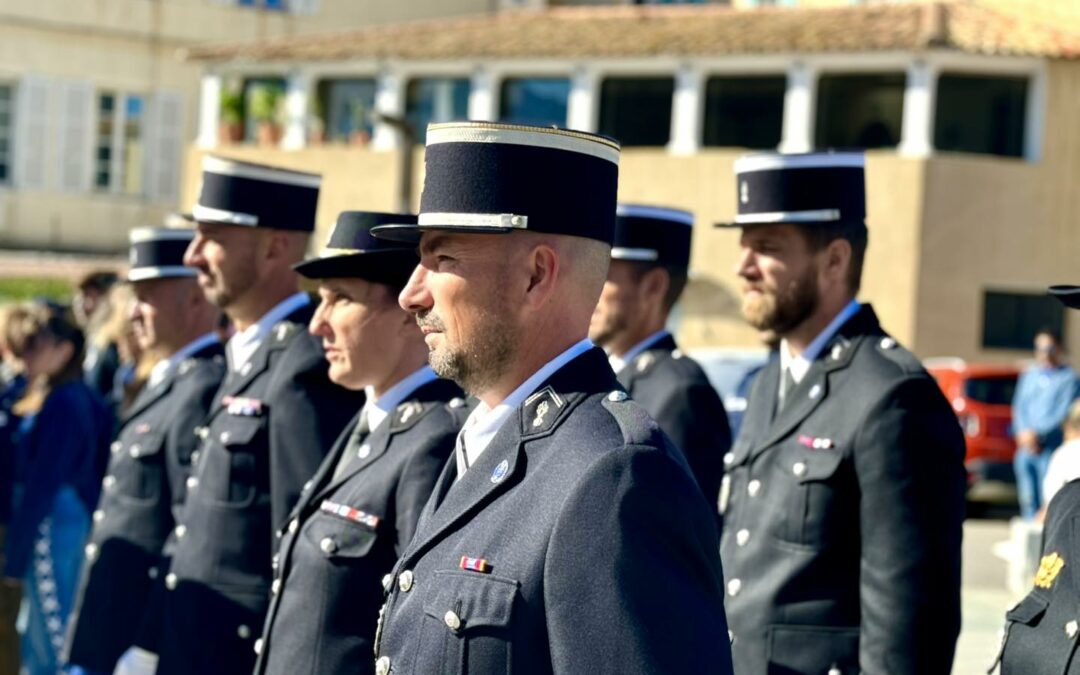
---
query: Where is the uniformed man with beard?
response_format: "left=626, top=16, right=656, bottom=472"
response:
left=253, top=211, right=464, bottom=675
left=717, top=152, right=965, bottom=675
left=152, top=157, right=363, bottom=675
left=66, top=227, right=225, bottom=675
left=992, top=285, right=1080, bottom=674
left=590, top=204, right=731, bottom=509
left=368, top=121, right=733, bottom=675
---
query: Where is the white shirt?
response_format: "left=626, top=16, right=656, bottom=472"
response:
left=147, top=333, right=221, bottom=388
left=361, top=366, right=439, bottom=433
left=608, top=330, right=671, bottom=374
left=779, top=299, right=863, bottom=386
left=456, top=338, right=594, bottom=479
left=226, top=292, right=310, bottom=372
left=1043, top=438, right=1080, bottom=508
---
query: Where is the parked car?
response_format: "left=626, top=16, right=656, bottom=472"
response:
left=925, top=358, right=1020, bottom=502
left=687, top=347, right=771, bottom=438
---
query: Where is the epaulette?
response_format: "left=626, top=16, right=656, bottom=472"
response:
left=178, top=358, right=198, bottom=376
left=389, top=400, right=432, bottom=433
left=273, top=321, right=300, bottom=344
left=521, top=385, right=570, bottom=437
left=633, top=351, right=658, bottom=375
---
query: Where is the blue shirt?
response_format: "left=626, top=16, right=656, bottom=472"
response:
left=1012, top=363, right=1080, bottom=452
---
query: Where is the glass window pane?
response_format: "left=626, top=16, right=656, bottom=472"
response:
left=499, top=77, right=570, bottom=127
left=815, top=73, right=905, bottom=150
left=935, top=74, right=1027, bottom=158
left=982, top=290, right=1065, bottom=350
left=405, top=78, right=470, bottom=144
left=703, top=75, right=785, bottom=149
left=96, top=93, right=116, bottom=191
left=598, top=77, right=674, bottom=147
left=316, top=78, right=377, bottom=143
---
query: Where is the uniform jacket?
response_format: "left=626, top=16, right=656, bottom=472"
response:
left=64, top=341, right=224, bottom=671
left=616, top=334, right=731, bottom=507
left=255, top=378, right=464, bottom=675
left=998, top=479, right=1080, bottom=674
left=156, top=304, right=363, bottom=675
left=374, top=347, right=734, bottom=675
left=719, top=305, right=965, bottom=675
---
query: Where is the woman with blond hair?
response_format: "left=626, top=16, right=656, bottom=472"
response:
left=1, top=304, right=113, bottom=674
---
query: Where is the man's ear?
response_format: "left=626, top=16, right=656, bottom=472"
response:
left=640, top=266, right=670, bottom=307
left=524, top=243, right=560, bottom=306
left=823, top=238, right=852, bottom=286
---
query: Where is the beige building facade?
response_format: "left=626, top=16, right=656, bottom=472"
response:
left=179, top=2, right=1080, bottom=361
left=0, top=0, right=491, bottom=253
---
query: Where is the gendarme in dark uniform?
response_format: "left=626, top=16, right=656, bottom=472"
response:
left=605, top=204, right=731, bottom=507
left=717, top=153, right=966, bottom=674
left=65, top=227, right=225, bottom=673
left=254, top=211, right=466, bottom=674
left=156, top=159, right=363, bottom=675
left=994, top=284, right=1080, bottom=674
left=369, top=122, right=733, bottom=675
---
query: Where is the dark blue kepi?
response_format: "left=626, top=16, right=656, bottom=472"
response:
left=127, top=227, right=196, bottom=282
left=193, top=156, right=321, bottom=232
left=371, top=121, right=620, bottom=244
left=293, top=211, right=419, bottom=286
left=717, top=152, right=865, bottom=228
left=612, top=204, right=694, bottom=270
left=1050, top=286, right=1080, bottom=309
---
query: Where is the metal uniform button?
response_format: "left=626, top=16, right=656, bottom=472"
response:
left=254, top=638, right=264, bottom=655
left=288, top=518, right=299, bottom=534
left=736, top=529, right=751, bottom=547
left=398, top=570, right=414, bottom=592
left=110, top=441, right=122, bottom=455
left=320, top=537, right=337, bottom=554
left=375, top=656, right=391, bottom=675
left=191, top=450, right=201, bottom=464
left=381, top=574, right=393, bottom=592
left=828, top=667, right=841, bottom=675
left=148, top=567, right=159, bottom=580
left=272, top=553, right=280, bottom=571
left=186, top=476, right=199, bottom=490
left=1068, top=620, right=1079, bottom=639
left=175, top=524, right=187, bottom=539
left=747, top=479, right=762, bottom=497
left=102, top=475, right=116, bottom=490
left=219, top=431, right=231, bottom=444
left=92, top=509, right=105, bottom=523
left=793, top=462, right=807, bottom=477
left=723, top=452, right=735, bottom=467
left=358, top=444, right=371, bottom=459
left=237, top=624, right=251, bottom=639
left=444, top=610, right=461, bottom=631
left=165, top=573, right=178, bottom=590
left=880, top=337, right=897, bottom=350
left=607, top=390, right=628, bottom=402
left=303, top=479, right=313, bottom=492
left=85, top=543, right=98, bottom=561
left=271, top=579, right=282, bottom=596
left=727, top=578, right=742, bottom=597
left=129, top=444, right=142, bottom=458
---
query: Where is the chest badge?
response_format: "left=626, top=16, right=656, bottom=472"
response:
left=223, top=396, right=264, bottom=417
left=320, top=500, right=380, bottom=529
left=533, top=401, right=550, bottom=428
left=459, top=556, right=491, bottom=574
left=491, top=459, right=510, bottom=484
left=1035, top=552, right=1065, bottom=589
left=798, top=435, right=835, bottom=450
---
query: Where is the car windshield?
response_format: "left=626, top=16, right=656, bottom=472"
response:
left=964, top=376, right=1017, bottom=405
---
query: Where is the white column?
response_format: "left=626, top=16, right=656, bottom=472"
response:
left=668, top=64, right=704, bottom=156
left=898, top=59, right=937, bottom=158
left=372, top=69, right=406, bottom=152
left=281, top=69, right=312, bottom=150
left=779, top=61, right=817, bottom=154
left=197, top=73, right=222, bottom=150
left=468, top=68, right=498, bottom=121
left=566, top=66, right=599, bottom=132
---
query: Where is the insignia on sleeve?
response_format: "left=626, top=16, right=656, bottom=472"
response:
left=1035, top=552, right=1065, bottom=589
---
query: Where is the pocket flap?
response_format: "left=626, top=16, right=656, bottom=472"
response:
left=423, top=570, right=518, bottom=629
left=795, top=448, right=844, bottom=484
left=128, top=431, right=166, bottom=458
left=1006, top=592, right=1050, bottom=625
left=303, top=511, right=379, bottom=559
left=218, top=417, right=264, bottom=449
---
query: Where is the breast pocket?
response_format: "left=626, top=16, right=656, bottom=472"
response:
left=773, top=444, right=848, bottom=548
left=993, top=591, right=1058, bottom=674
left=416, top=569, right=518, bottom=675
left=117, top=431, right=167, bottom=504
left=202, top=417, right=264, bottom=508
left=301, top=510, right=380, bottom=563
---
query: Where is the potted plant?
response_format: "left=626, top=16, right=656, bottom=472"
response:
left=218, top=90, right=244, bottom=144
left=250, top=85, right=283, bottom=147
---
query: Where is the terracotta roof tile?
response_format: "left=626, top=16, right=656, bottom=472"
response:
left=181, top=2, right=1080, bottom=63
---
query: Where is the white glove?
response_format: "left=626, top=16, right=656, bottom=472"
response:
left=112, top=646, right=159, bottom=675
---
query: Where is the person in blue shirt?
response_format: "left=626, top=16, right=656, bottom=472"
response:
left=1, top=305, right=113, bottom=674
left=1012, top=329, right=1080, bottom=520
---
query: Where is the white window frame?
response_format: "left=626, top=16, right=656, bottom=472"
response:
left=0, top=82, right=14, bottom=186
left=95, top=90, right=148, bottom=196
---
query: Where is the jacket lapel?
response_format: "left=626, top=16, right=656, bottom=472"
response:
left=313, top=418, right=391, bottom=502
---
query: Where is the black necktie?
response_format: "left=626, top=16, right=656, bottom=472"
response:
left=332, top=408, right=370, bottom=481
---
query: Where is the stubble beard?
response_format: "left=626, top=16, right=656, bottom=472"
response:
left=420, top=306, right=519, bottom=397
left=741, top=265, right=820, bottom=337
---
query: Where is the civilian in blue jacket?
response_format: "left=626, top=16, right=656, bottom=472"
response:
left=1013, top=329, right=1080, bottom=520
left=2, top=305, right=113, bottom=674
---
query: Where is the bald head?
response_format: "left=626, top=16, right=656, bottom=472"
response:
left=399, top=229, right=611, bottom=403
